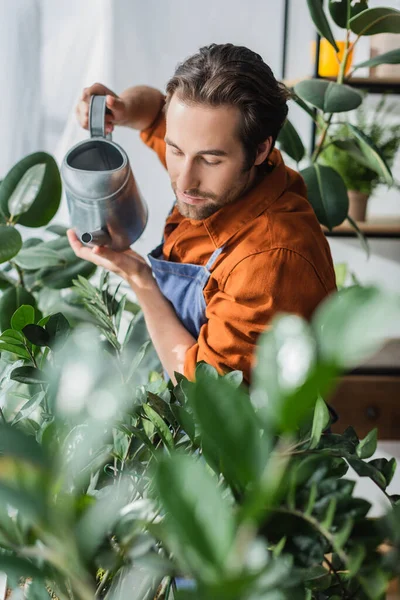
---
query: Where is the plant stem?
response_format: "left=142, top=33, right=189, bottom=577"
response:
left=10, top=261, right=25, bottom=288
left=94, top=570, right=110, bottom=599
left=324, top=554, right=348, bottom=599
left=0, top=407, right=7, bottom=424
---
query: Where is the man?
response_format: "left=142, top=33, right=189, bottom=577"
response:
left=69, top=43, right=336, bottom=384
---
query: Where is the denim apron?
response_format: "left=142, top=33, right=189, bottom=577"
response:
left=148, top=242, right=224, bottom=338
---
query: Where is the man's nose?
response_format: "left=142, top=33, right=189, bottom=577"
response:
left=177, top=161, right=200, bottom=192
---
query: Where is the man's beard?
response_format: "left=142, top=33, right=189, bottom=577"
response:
left=172, top=170, right=254, bottom=221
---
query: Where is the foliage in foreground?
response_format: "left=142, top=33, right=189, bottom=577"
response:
left=0, top=278, right=399, bottom=600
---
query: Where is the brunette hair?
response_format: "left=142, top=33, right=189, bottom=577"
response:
left=165, top=43, right=290, bottom=172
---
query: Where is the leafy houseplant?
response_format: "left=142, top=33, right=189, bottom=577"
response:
left=277, top=0, right=400, bottom=240
left=320, top=97, right=400, bottom=221
left=0, top=151, right=100, bottom=333
left=0, top=277, right=400, bottom=599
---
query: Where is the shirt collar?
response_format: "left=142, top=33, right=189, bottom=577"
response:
left=202, top=149, right=288, bottom=248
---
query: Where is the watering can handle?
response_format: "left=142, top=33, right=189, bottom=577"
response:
left=89, top=95, right=112, bottom=140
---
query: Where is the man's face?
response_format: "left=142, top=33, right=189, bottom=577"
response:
left=165, top=94, right=255, bottom=220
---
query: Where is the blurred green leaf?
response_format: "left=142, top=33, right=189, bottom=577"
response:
left=349, top=7, right=400, bottom=35
left=313, top=286, right=400, bottom=369
left=277, top=119, right=305, bottom=163
left=309, top=397, right=331, bottom=449
left=189, top=373, right=268, bottom=488
left=328, top=0, right=368, bottom=28
left=347, top=123, right=393, bottom=186
left=0, top=285, right=40, bottom=332
left=11, top=365, right=48, bottom=384
left=0, top=224, right=22, bottom=264
left=143, top=403, right=174, bottom=451
left=154, top=454, right=235, bottom=577
left=356, top=428, right=377, bottom=459
left=44, top=312, right=71, bottom=349
left=0, top=555, right=45, bottom=580
left=301, top=163, right=349, bottom=229
left=294, top=80, right=362, bottom=113
left=353, top=47, right=400, bottom=70
left=307, top=0, right=339, bottom=51
left=45, top=224, right=68, bottom=236
left=0, top=328, right=25, bottom=344
left=0, top=423, right=49, bottom=467
left=22, top=324, right=50, bottom=347
left=252, top=315, right=335, bottom=433
left=11, top=391, right=46, bottom=425
left=369, top=457, right=397, bottom=488
left=14, top=245, right=64, bottom=270
left=0, top=152, right=61, bottom=227
left=11, top=304, right=35, bottom=331
left=0, top=341, right=31, bottom=360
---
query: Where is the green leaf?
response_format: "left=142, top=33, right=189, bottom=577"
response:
left=14, top=245, right=64, bottom=270
left=0, top=224, right=22, bottom=264
left=328, top=0, right=368, bottom=28
left=7, top=163, right=46, bottom=217
left=0, top=341, right=31, bottom=360
left=294, top=80, right=362, bottom=113
left=353, top=47, right=400, bottom=71
left=11, top=391, right=46, bottom=425
left=0, top=286, right=38, bottom=332
left=313, top=286, right=400, bottom=369
left=22, top=324, right=51, bottom=347
left=309, top=397, right=331, bottom=449
left=306, top=0, right=339, bottom=51
left=45, top=224, right=68, bottom=236
left=356, top=428, right=377, bottom=459
left=38, top=258, right=96, bottom=289
left=0, top=423, right=49, bottom=467
left=170, top=404, right=196, bottom=442
left=277, top=119, right=305, bottom=162
left=301, top=163, right=349, bottom=229
left=0, top=555, right=44, bottom=580
left=143, top=403, right=174, bottom=451
left=11, top=304, right=35, bottom=331
left=154, top=453, right=235, bottom=574
left=0, top=328, right=25, bottom=344
left=0, top=224, right=23, bottom=264
left=0, top=152, right=61, bottom=227
left=347, top=544, right=366, bottom=577
left=347, top=123, right=393, bottom=186
left=347, top=456, right=387, bottom=489
left=190, top=372, right=268, bottom=487
left=252, top=315, right=334, bottom=433
left=45, top=312, right=71, bottom=349
left=11, top=365, right=48, bottom=384
left=369, top=457, right=397, bottom=488
left=349, top=7, right=400, bottom=35
left=223, top=370, right=243, bottom=388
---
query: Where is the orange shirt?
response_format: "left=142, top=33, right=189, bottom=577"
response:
left=140, top=111, right=336, bottom=383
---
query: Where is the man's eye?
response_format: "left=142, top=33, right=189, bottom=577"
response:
left=203, top=158, right=221, bottom=166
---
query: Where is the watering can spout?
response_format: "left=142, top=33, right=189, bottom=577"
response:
left=81, top=228, right=111, bottom=246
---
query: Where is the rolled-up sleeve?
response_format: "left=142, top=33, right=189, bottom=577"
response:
left=184, top=248, right=332, bottom=382
left=140, top=104, right=167, bottom=169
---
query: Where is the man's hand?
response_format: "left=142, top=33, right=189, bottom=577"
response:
left=67, top=229, right=153, bottom=290
left=75, top=83, right=132, bottom=135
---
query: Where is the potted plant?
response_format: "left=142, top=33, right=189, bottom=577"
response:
left=277, top=0, right=400, bottom=239
left=320, top=97, right=400, bottom=221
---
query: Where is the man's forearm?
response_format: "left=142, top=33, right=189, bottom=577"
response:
left=120, top=86, right=164, bottom=131
left=129, top=274, right=196, bottom=383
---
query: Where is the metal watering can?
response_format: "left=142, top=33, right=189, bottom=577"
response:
left=61, top=95, right=148, bottom=251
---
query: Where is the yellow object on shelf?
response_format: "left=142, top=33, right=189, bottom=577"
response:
left=311, top=39, right=354, bottom=77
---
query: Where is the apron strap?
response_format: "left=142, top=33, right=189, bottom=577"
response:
left=205, top=246, right=224, bottom=270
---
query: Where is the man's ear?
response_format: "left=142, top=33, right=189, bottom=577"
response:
left=254, top=137, right=273, bottom=166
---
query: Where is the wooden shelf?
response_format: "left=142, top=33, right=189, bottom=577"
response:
left=322, top=218, right=400, bottom=239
